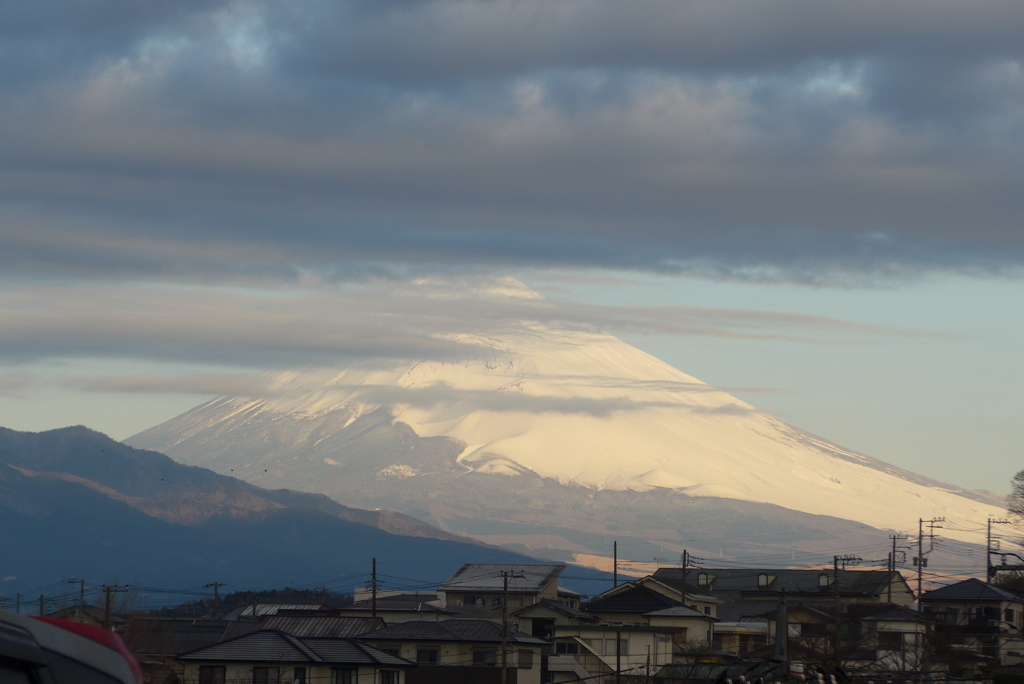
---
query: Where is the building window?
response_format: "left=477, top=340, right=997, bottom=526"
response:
left=331, top=669, right=356, bottom=684
left=518, top=649, right=534, bottom=669
left=199, top=666, right=226, bottom=684
left=758, top=574, right=769, bottom=587
left=610, top=638, right=628, bottom=656
left=293, top=668, right=306, bottom=684
left=555, top=642, right=579, bottom=655
left=462, top=595, right=479, bottom=606
left=704, top=606, right=711, bottom=615
left=377, top=647, right=401, bottom=657
left=697, top=573, right=709, bottom=586
left=473, top=649, right=498, bottom=666
left=801, top=623, right=827, bottom=638
left=252, top=667, right=281, bottom=684
left=416, top=649, right=439, bottom=665
left=1007, top=609, right=1016, bottom=623
left=379, top=671, right=398, bottom=684
left=878, top=632, right=904, bottom=652
left=818, top=574, right=829, bottom=588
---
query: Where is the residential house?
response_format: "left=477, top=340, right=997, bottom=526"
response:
left=583, top=580, right=720, bottom=635
left=356, top=618, right=548, bottom=684
left=537, top=580, right=719, bottom=683
left=761, top=602, right=931, bottom=678
left=437, top=564, right=572, bottom=614
left=178, top=629, right=413, bottom=684
left=921, top=578, right=1024, bottom=677
left=586, top=577, right=722, bottom=622
left=221, top=604, right=332, bottom=620
left=513, top=599, right=597, bottom=639
left=711, top=620, right=769, bottom=657
left=652, top=567, right=915, bottom=621
left=547, top=624, right=678, bottom=683
left=339, top=593, right=454, bottom=625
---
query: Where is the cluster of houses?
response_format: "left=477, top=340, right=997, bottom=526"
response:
left=50, top=563, right=1024, bottom=684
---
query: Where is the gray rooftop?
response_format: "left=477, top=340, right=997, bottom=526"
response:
left=222, top=604, right=328, bottom=620
left=179, top=630, right=412, bottom=667
left=348, top=594, right=449, bottom=614
left=259, top=616, right=386, bottom=638
left=439, top=564, right=565, bottom=594
left=922, top=578, right=1021, bottom=602
left=653, top=568, right=902, bottom=597
left=645, top=606, right=718, bottom=620
left=358, top=619, right=548, bottom=646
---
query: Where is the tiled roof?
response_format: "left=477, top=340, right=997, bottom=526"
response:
left=304, top=639, right=413, bottom=667
left=348, top=594, right=448, bottom=613
left=127, top=619, right=242, bottom=656
left=513, top=598, right=594, bottom=620
left=179, top=631, right=317, bottom=663
left=644, top=606, right=717, bottom=620
left=179, top=630, right=413, bottom=666
left=260, top=616, right=386, bottom=638
left=439, top=564, right=564, bottom=593
left=922, top=578, right=1021, bottom=602
left=652, top=568, right=900, bottom=596
left=358, top=619, right=548, bottom=645
left=584, top=585, right=681, bottom=614
left=222, top=604, right=328, bottom=620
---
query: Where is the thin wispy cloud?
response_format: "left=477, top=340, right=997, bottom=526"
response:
left=0, top=278, right=939, bottom=373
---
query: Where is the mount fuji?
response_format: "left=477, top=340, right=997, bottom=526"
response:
left=127, top=283, right=1004, bottom=567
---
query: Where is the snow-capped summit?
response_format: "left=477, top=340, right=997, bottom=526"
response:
left=128, top=283, right=1003, bottom=559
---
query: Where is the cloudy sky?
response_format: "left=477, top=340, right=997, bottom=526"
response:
left=1, top=0, right=1022, bottom=494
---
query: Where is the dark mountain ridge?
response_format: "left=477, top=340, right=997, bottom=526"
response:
left=1, top=426, right=604, bottom=599
left=0, top=425, right=472, bottom=540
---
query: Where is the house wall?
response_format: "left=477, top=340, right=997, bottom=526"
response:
left=551, top=628, right=676, bottom=676
left=646, top=616, right=714, bottom=644
left=359, top=641, right=542, bottom=684
left=514, top=606, right=586, bottom=636
left=179, top=662, right=403, bottom=684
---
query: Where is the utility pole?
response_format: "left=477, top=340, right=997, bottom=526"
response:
left=915, top=518, right=943, bottom=605
left=988, top=517, right=994, bottom=581
left=773, top=590, right=788, bottom=662
left=371, top=558, right=378, bottom=619
left=204, top=582, right=226, bottom=616
left=501, top=572, right=510, bottom=684
left=681, top=549, right=689, bottom=595
left=615, top=629, right=622, bottom=684
left=500, top=570, right=526, bottom=684
left=833, top=556, right=840, bottom=664
left=102, top=586, right=129, bottom=630
left=67, top=578, right=85, bottom=618
left=613, top=541, right=618, bottom=588
left=988, top=518, right=1014, bottom=580
left=833, top=554, right=861, bottom=666
left=888, top=534, right=905, bottom=604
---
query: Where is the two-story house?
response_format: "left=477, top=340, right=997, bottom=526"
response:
left=437, top=564, right=582, bottom=617
left=357, top=619, right=548, bottom=684
left=921, top=578, right=1024, bottom=677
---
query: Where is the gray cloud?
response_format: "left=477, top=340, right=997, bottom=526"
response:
left=0, top=0, right=1023, bottom=281
left=60, top=373, right=273, bottom=397
left=0, top=278, right=934, bottom=371
left=0, top=371, right=36, bottom=397
left=47, top=373, right=756, bottom=418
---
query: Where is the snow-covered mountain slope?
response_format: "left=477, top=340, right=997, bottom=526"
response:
left=128, top=322, right=1003, bottom=550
